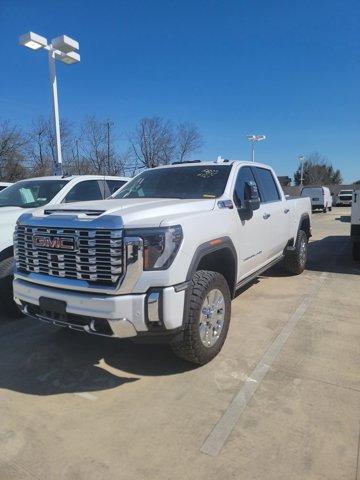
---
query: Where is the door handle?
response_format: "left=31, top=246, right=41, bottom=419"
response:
left=263, top=213, right=271, bottom=220
left=284, top=208, right=290, bottom=214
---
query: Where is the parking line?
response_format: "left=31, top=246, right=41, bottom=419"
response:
left=74, top=392, right=98, bottom=401
left=200, top=272, right=328, bottom=457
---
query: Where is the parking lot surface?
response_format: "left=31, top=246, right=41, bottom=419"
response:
left=0, top=207, right=359, bottom=480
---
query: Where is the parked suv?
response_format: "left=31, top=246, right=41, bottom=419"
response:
left=13, top=161, right=311, bottom=364
left=0, top=175, right=129, bottom=316
left=337, top=189, right=353, bottom=207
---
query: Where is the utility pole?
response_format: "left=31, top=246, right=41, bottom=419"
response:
left=299, top=155, right=305, bottom=187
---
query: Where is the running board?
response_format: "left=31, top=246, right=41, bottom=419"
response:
left=236, top=255, right=284, bottom=291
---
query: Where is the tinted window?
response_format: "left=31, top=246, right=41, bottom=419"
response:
left=107, top=179, right=127, bottom=195
left=254, top=168, right=280, bottom=203
left=64, top=180, right=102, bottom=203
left=0, top=180, right=68, bottom=208
left=234, top=166, right=258, bottom=207
left=115, top=165, right=231, bottom=199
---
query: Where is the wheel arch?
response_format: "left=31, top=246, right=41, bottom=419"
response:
left=186, top=237, right=238, bottom=298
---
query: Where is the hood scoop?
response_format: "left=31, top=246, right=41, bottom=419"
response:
left=44, top=209, right=105, bottom=217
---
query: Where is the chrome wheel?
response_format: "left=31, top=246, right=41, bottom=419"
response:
left=199, top=288, right=225, bottom=348
left=299, top=236, right=307, bottom=265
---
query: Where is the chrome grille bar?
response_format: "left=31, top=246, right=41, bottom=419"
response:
left=14, top=225, right=123, bottom=285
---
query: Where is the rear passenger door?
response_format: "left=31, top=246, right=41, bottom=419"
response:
left=252, top=167, right=290, bottom=260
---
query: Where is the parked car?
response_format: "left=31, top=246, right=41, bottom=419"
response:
left=337, top=189, right=353, bottom=207
left=13, top=160, right=311, bottom=364
left=0, top=175, right=129, bottom=317
left=0, top=182, right=13, bottom=191
left=351, top=189, right=360, bottom=260
left=300, top=186, right=332, bottom=212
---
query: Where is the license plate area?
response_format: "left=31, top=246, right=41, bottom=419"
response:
left=39, top=297, right=67, bottom=319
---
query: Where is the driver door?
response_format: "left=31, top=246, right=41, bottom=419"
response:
left=233, top=166, right=271, bottom=280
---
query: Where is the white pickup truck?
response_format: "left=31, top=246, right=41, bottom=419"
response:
left=351, top=189, right=360, bottom=260
left=0, top=175, right=129, bottom=316
left=13, top=160, right=311, bottom=364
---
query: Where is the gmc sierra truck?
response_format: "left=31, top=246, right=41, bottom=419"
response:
left=13, top=160, right=311, bottom=364
left=0, top=175, right=129, bottom=316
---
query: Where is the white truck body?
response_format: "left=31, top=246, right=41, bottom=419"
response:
left=300, top=186, right=332, bottom=212
left=13, top=161, right=311, bottom=363
left=351, top=189, right=360, bottom=260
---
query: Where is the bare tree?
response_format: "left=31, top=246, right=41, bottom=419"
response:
left=175, top=122, right=203, bottom=162
left=0, top=120, right=27, bottom=181
left=80, top=116, right=125, bottom=175
left=128, top=116, right=175, bottom=168
left=27, top=116, right=73, bottom=176
left=294, top=152, right=342, bottom=186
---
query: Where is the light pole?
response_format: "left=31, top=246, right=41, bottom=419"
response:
left=19, top=32, right=80, bottom=175
left=246, top=134, right=266, bottom=162
left=298, top=155, right=305, bottom=187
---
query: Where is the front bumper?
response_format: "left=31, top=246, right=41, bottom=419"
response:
left=13, top=278, right=186, bottom=339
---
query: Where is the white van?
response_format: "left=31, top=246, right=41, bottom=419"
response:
left=301, top=186, right=332, bottom=213
left=351, top=189, right=360, bottom=260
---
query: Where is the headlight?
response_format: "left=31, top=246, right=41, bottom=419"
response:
left=125, top=225, right=183, bottom=270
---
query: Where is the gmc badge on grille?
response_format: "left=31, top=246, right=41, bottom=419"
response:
left=33, top=235, right=76, bottom=251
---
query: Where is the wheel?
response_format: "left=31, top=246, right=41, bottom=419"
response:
left=353, top=242, right=360, bottom=261
left=0, top=257, right=23, bottom=318
left=323, top=206, right=327, bottom=213
left=329, top=206, right=332, bottom=211
left=170, top=270, right=231, bottom=365
left=284, top=230, right=308, bottom=275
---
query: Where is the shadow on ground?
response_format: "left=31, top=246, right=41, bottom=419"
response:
left=0, top=319, right=195, bottom=396
left=265, top=235, right=358, bottom=277
left=335, top=216, right=351, bottom=223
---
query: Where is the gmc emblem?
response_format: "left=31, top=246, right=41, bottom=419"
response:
left=33, top=235, right=76, bottom=251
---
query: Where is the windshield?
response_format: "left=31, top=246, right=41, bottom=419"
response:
left=340, top=190, right=352, bottom=194
left=0, top=179, right=68, bottom=208
left=114, top=165, right=232, bottom=199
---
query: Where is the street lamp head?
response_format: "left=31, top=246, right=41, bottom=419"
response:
left=298, top=154, right=305, bottom=161
left=246, top=134, right=266, bottom=142
left=55, top=50, right=81, bottom=64
left=19, top=31, right=48, bottom=50
left=52, top=35, right=79, bottom=54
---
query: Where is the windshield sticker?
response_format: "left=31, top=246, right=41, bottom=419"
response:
left=197, top=169, right=219, bottom=178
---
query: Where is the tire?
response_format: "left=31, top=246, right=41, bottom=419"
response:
left=323, top=206, right=327, bottom=213
left=284, top=230, right=308, bottom=275
left=353, top=242, right=360, bottom=261
left=329, top=206, right=332, bottom=212
left=0, top=257, right=23, bottom=318
left=170, top=270, right=231, bottom=365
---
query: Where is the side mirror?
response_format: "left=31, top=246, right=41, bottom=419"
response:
left=244, top=181, right=260, bottom=211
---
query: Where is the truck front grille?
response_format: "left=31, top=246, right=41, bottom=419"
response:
left=14, top=225, right=123, bottom=285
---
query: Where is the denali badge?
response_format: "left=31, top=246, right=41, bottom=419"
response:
left=33, top=235, right=76, bottom=251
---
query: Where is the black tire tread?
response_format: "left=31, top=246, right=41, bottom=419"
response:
left=171, top=270, right=231, bottom=365
left=284, top=230, right=308, bottom=275
left=0, top=256, right=23, bottom=318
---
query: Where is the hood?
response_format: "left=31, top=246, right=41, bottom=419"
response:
left=39, top=197, right=217, bottom=228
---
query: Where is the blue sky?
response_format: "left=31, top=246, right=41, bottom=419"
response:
left=0, top=0, right=359, bottom=182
